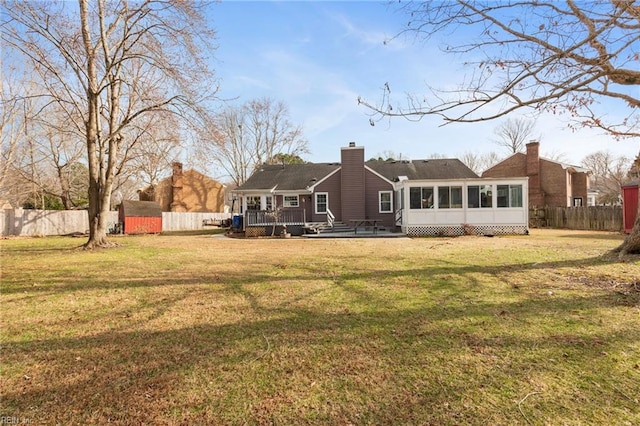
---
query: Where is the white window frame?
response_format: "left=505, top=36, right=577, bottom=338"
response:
left=246, top=195, right=261, bottom=210
left=409, top=186, right=434, bottom=209
left=379, top=191, right=393, bottom=213
left=283, top=195, right=299, bottom=208
left=265, top=195, right=273, bottom=211
left=437, top=186, right=463, bottom=209
left=497, top=184, right=523, bottom=208
left=315, top=192, right=328, bottom=214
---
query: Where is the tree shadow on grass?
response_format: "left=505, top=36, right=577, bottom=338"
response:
left=2, top=282, right=639, bottom=425
left=1, top=253, right=634, bottom=296
left=3, top=238, right=639, bottom=423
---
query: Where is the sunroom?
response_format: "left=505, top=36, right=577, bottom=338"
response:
left=394, top=178, right=529, bottom=236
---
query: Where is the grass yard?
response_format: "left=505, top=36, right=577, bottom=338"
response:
left=1, top=229, right=639, bottom=425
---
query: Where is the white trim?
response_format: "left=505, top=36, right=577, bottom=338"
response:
left=364, top=166, right=395, bottom=185
left=274, top=189, right=312, bottom=195
left=307, top=168, right=341, bottom=191
left=436, top=185, right=464, bottom=209
left=283, top=195, right=300, bottom=207
left=315, top=192, right=328, bottom=214
left=245, top=195, right=261, bottom=211
left=397, top=178, right=529, bottom=230
left=378, top=190, right=393, bottom=213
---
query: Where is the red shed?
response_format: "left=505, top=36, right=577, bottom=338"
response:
left=119, top=200, right=163, bottom=234
left=622, top=181, right=639, bottom=234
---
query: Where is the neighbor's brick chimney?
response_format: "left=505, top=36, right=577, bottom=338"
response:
left=526, top=141, right=544, bottom=207
left=341, top=142, right=366, bottom=222
left=170, top=161, right=186, bottom=212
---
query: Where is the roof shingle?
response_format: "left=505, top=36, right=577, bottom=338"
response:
left=234, top=158, right=478, bottom=192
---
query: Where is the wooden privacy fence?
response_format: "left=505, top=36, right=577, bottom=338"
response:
left=1, top=209, right=231, bottom=236
left=530, top=206, right=622, bottom=232
left=161, top=212, right=231, bottom=231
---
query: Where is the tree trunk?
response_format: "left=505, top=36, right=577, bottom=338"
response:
left=85, top=187, right=112, bottom=249
left=80, top=0, right=112, bottom=250
left=613, top=200, right=640, bottom=256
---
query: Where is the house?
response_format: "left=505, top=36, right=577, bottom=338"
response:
left=139, top=162, right=226, bottom=212
left=232, top=143, right=529, bottom=237
left=482, top=141, right=589, bottom=207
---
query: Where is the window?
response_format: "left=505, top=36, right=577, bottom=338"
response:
left=283, top=195, right=299, bottom=207
left=379, top=191, right=392, bottom=213
left=409, top=187, right=434, bottom=209
left=265, top=195, right=273, bottom=211
left=510, top=185, right=523, bottom=207
left=438, top=186, right=462, bottom=209
left=573, top=197, right=583, bottom=207
left=497, top=184, right=523, bottom=208
left=467, top=185, right=492, bottom=208
left=246, top=196, right=261, bottom=210
left=315, top=192, right=328, bottom=214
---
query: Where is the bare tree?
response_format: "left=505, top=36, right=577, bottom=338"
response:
left=2, top=0, right=218, bottom=248
left=492, top=118, right=537, bottom=154
left=359, top=1, right=640, bottom=254
left=199, top=98, right=309, bottom=186
left=119, top=112, right=182, bottom=188
left=628, top=153, right=640, bottom=179
left=360, top=1, right=639, bottom=137
left=582, top=151, right=631, bottom=205
left=460, top=151, right=502, bottom=175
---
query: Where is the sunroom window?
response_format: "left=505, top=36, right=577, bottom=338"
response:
left=497, top=185, right=523, bottom=208
left=409, top=187, right=434, bottom=209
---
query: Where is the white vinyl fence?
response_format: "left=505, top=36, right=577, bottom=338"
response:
left=1, top=208, right=231, bottom=236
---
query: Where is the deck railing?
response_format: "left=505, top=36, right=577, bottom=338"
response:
left=245, top=208, right=305, bottom=226
left=326, top=208, right=335, bottom=229
left=395, top=208, right=403, bottom=226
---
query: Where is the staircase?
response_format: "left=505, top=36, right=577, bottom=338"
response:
left=304, top=221, right=353, bottom=234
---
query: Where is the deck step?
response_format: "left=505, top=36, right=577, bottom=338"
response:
left=305, top=221, right=354, bottom=234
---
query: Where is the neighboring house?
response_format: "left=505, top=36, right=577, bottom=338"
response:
left=482, top=141, right=589, bottom=207
left=587, top=189, right=599, bottom=207
left=139, top=162, right=226, bottom=212
left=232, top=143, right=529, bottom=236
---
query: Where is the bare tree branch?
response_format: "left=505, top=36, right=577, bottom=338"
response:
left=359, top=1, right=640, bottom=138
left=1, top=0, right=219, bottom=248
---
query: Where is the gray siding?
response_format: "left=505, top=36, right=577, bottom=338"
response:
left=340, top=146, right=366, bottom=221
left=314, top=171, right=342, bottom=222
left=364, top=170, right=395, bottom=228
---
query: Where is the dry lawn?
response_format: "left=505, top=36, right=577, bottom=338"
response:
left=1, top=229, right=639, bottom=425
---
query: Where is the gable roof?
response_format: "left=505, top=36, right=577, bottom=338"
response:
left=140, top=168, right=224, bottom=196
left=235, top=163, right=341, bottom=191
left=366, top=158, right=479, bottom=180
left=235, top=158, right=479, bottom=192
left=484, top=152, right=588, bottom=175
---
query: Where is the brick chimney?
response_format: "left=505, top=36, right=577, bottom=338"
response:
left=170, top=161, right=186, bottom=212
left=341, top=142, right=365, bottom=221
left=526, top=141, right=544, bottom=207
